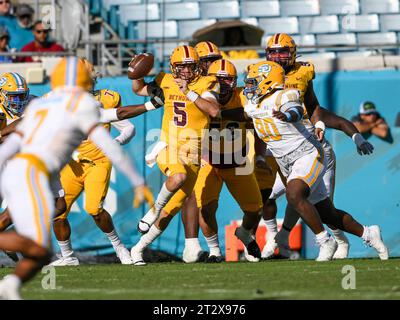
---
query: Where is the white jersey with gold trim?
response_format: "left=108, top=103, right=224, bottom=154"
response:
left=245, top=88, right=312, bottom=158
left=16, top=88, right=100, bottom=173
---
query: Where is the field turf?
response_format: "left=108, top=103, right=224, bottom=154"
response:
left=1, top=258, right=399, bottom=300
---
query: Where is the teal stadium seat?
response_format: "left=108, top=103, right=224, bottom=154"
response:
left=242, top=1, right=280, bottom=18
left=280, top=0, right=320, bottom=17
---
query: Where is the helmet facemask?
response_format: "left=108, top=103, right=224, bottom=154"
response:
left=244, top=76, right=264, bottom=103
left=1, top=89, right=29, bottom=116
left=172, top=62, right=200, bottom=82
left=218, top=75, right=236, bottom=97
left=266, top=47, right=294, bottom=71
left=199, top=56, right=222, bottom=76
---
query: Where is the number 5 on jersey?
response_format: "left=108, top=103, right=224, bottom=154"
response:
left=173, top=102, right=187, bottom=127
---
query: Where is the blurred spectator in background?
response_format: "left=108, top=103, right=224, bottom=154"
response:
left=352, top=101, right=392, bottom=143
left=11, top=3, right=34, bottom=51
left=0, top=26, right=12, bottom=63
left=0, top=0, right=18, bottom=35
left=221, top=27, right=259, bottom=60
left=20, top=21, right=64, bottom=62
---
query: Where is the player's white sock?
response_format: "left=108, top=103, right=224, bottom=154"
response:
left=185, top=238, right=202, bottom=252
left=205, top=234, right=221, bottom=257
left=264, top=218, right=278, bottom=233
left=58, top=239, right=74, bottom=258
left=315, top=230, right=330, bottom=244
left=331, top=228, right=348, bottom=244
left=105, top=229, right=122, bottom=249
left=154, top=183, right=176, bottom=214
left=135, top=225, right=162, bottom=252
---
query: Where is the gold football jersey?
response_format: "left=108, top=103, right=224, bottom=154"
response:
left=208, top=87, right=248, bottom=168
left=155, top=72, right=220, bottom=161
left=76, top=89, right=121, bottom=162
left=284, top=61, right=315, bottom=102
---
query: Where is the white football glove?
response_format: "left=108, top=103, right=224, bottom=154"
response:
left=352, top=133, right=374, bottom=155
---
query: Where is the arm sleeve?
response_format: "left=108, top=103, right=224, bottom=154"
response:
left=88, top=125, right=144, bottom=187
left=111, top=119, right=136, bottom=145
left=0, top=133, right=22, bottom=168
left=99, top=108, right=119, bottom=123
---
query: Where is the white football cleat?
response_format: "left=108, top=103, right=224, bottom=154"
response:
left=365, top=225, right=389, bottom=260
left=137, top=207, right=159, bottom=234
left=333, top=242, right=350, bottom=259
left=182, top=247, right=208, bottom=263
left=115, top=246, right=134, bottom=265
left=261, top=232, right=277, bottom=259
left=130, top=246, right=146, bottom=266
left=316, top=237, right=337, bottom=262
left=0, top=276, right=22, bottom=300
left=49, top=255, right=79, bottom=266
left=243, top=246, right=260, bottom=263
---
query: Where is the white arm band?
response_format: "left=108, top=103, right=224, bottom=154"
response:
left=186, top=90, right=199, bottom=102
left=111, top=120, right=136, bottom=145
left=89, top=126, right=144, bottom=187
left=315, top=121, right=326, bottom=131
left=99, top=108, right=119, bottom=123
left=0, top=133, right=22, bottom=168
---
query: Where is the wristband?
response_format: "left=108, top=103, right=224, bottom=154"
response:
left=186, top=90, right=199, bottom=102
left=315, top=121, right=326, bottom=131
left=144, top=100, right=156, bottom=111
left=352, top=133, right=365, bottom=147
left=284, top=112, right=292, bottom=121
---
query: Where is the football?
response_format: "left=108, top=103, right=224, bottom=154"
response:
left=127, top=53, right=154, bottom=80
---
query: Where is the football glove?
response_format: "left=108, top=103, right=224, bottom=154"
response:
left=133, top=184, right=155, bottom=208
left=352, top=133, right=374, bottom=155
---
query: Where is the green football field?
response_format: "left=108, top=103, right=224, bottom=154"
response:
left=1, top=258, right=399, bottom=300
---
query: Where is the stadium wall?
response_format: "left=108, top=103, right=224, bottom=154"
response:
left=7, top=69, right=398, bottom=260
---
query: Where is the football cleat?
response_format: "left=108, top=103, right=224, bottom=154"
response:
left=49, top=255, right=80, bottom=266
left=333, top=242, right=350, bottom=260
left=115, top=246, right=134, bottom=265
left=182, top=247, right=208, bottom=263
left=206, top=255, right=224, bottom=263
left=261, top=231, right=278, bottom=259
left=234, top=227, right=261, bottom=260
left=316, top=237, right=337, bottom=262
left=0, top=276, right=22, bottom=300
left=243, top=246, right=260, bottom=263
left=364, top=225, right=389, bottom=260
left=130, top=246, right=146, bottom=266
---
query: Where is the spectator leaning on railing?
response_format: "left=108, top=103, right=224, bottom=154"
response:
left=12, top=3, right=34, bottom=51
left=352, top=101, right=393, bottom=143
left=0, top=26, right=12, bottom=63
left=20, top=21, right=64, bottom=62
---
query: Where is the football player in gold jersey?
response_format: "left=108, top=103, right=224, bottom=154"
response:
left=260, top=33, right=374, bottom=259
left=129, top=45, right=221, bottom=265
left=179, top=41, right=224, bottom=263
left=50, top=58, right=153, bottom=266
left=193, top=59, right=263, bottom=261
